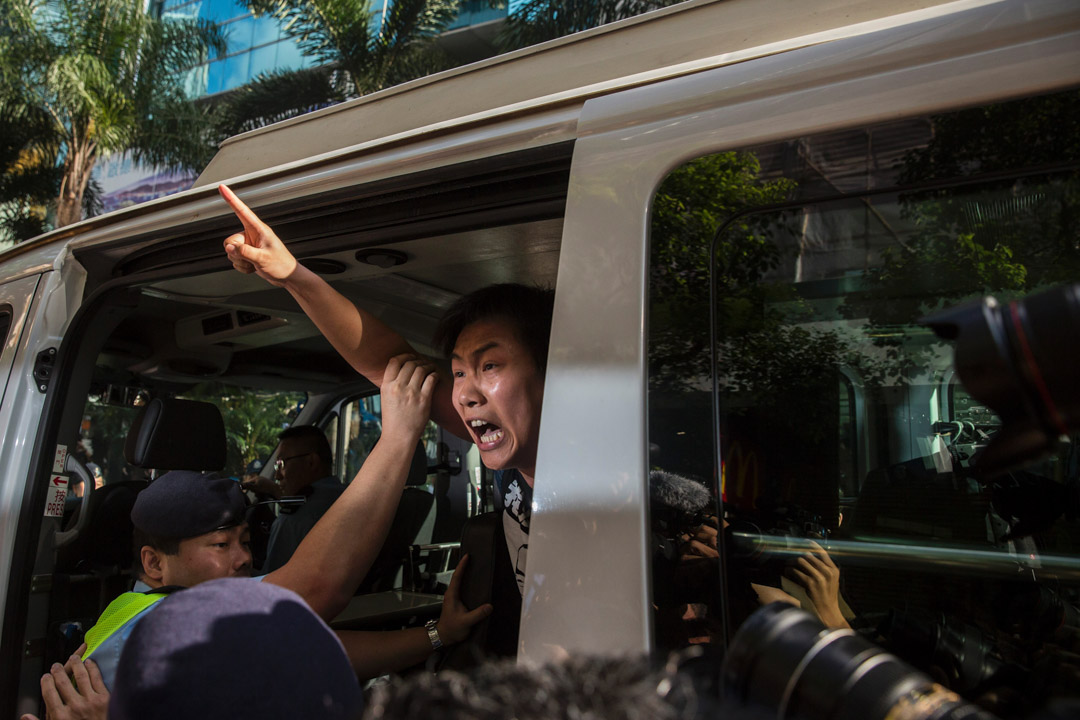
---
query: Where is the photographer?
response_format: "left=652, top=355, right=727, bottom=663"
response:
left=650, top=470, right=852, bottom=654
left=781, top=540, right=851, bottom=630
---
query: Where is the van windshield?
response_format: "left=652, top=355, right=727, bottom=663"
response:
left=78, top=383, right=306, bottom=486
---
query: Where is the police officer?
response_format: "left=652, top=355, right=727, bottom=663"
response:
left=23, top=355, right=492, bottom=719
left=82, top=470, right=253, bottom=688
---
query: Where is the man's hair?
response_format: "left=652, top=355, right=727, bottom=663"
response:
left=433, top=283, right=556, bottom=373
left=278, top=425, right=333, bottom=468
left=365, top=654, right=694, bottom=720
left=132, top=528, right=180, bottom=581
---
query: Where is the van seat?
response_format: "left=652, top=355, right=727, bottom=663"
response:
left=355, top=442, right=438, bottom=594
left=124, top=398, right=226, bottom=470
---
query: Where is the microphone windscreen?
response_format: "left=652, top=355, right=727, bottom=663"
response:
left=650, top=470, right=713, bottom=516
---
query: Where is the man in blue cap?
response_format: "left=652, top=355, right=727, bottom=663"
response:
left=23, top=354, right=491, bottom=718
left=77, top=470, right=258, bottom=686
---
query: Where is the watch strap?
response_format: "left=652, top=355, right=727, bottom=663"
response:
left=425, top=619, right=443, bottom=651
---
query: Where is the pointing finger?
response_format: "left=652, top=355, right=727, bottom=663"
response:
left=219, top=184, right=266, bottom=234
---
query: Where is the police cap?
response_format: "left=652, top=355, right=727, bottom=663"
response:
left=130, top=471, right=246, bottom=539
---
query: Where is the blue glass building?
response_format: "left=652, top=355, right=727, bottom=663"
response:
left=98, top=0, right=516, bottom=211
left=153, top=0, right=512, bottom=98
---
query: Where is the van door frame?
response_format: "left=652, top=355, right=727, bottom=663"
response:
left=522, top=0, right=1080, bottom=663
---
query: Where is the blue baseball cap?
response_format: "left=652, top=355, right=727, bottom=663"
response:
left=130, top=471, right=246, bottom=539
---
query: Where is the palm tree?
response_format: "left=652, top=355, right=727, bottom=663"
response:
left=497, top=0, right=685, bottom=52
left=0, top=101, right=59, bottom=242
left=0, top=0, right=225, bottom=229
left=214, top=0, right=461, bottom=138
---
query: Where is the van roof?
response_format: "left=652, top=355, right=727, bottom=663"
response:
left=195, top=0, right=958, bottom=184
left=1, top=0, right=962, bottom=263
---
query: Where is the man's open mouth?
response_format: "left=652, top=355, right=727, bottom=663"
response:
left=470, top=418, right=504, bottom=445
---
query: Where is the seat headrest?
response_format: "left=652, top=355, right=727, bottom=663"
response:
left=124, top=398, right=226, bottom=471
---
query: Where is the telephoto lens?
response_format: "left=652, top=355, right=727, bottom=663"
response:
left=921, top=283, right=1080, bottom=476
left=722, top=603, right=999, bottom=720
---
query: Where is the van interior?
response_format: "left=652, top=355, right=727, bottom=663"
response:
left=33, top=146, right=573, bottom=680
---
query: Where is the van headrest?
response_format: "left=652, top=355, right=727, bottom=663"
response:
left=124, top=398, right=226, bottom=471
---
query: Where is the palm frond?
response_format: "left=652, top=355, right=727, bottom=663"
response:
left=0, top=0, right=226, bottom=227
left=246, top=0, right=461, bottom=96
left=498, top=0, right=683, bottom=51
left=247, top=0, right=376, bottom=70
left=211, top=65, right=344, bottom=138
left=366, top=0, right=460, bottom=91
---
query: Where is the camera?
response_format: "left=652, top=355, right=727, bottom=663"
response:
left=723, top=603, right=999, bottom=720
left=724, top=502, right=830, bottom=590
left=922, top=283, right=1080, bottom=477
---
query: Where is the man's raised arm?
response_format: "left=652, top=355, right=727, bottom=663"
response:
left=218, top=183, right=463, bottom=435
left=264, top=355, right=431, bottom=620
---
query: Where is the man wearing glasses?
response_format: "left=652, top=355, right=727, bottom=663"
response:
left=263, top=425, right=344, bottom=571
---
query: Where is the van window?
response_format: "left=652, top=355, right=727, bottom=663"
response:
left=76, top=383, right=306, bottom=486
left=180, top=382, right=306, bottom=476
left=338, top=395, right=384, bottom=483
left=0, top=303, right=15, bottom=406
left=647, top=87, right=1080, bottom=716
left=332, top=393, right=439, bottom=484
left=0, top=306, right=10, bottom=347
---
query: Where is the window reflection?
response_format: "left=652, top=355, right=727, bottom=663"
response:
left=224, top=16, right=255, bottom=54
left=252, top=15, right=281, bottom=47
left=157, top=0, right=317, bottom=97
left=223, top=52, right=251, bottom=91
left=248, top=45, right=277, bottom=78
left=647, top=88, right=1080, bottom=717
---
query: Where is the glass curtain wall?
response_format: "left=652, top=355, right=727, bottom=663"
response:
left=155, top=0, right=318, bottom=96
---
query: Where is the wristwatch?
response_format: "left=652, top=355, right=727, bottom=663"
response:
left=425, top=619, right=443, bottom=651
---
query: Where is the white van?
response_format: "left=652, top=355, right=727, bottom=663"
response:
left=3, top=0, right=1079, bottom=716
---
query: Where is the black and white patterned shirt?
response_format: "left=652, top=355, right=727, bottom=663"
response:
left=494, top=469, right=531, bottom=596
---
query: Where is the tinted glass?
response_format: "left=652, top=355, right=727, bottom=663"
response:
left=224, top=15, right=255, bottom=55
left=248, top=44, right=277, bottom=79
left=0, top=307, right=10, bottom=348
left=160, top=0, right=247, bottom=24
left=338, top=395, right=440, bottom=484
left=647, top=88, right=1080, bottom=717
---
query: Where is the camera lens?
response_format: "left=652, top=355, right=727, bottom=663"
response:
left=723, top=603, right=999, bottom=720
left=922, top=283, right=1080, bottom=475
